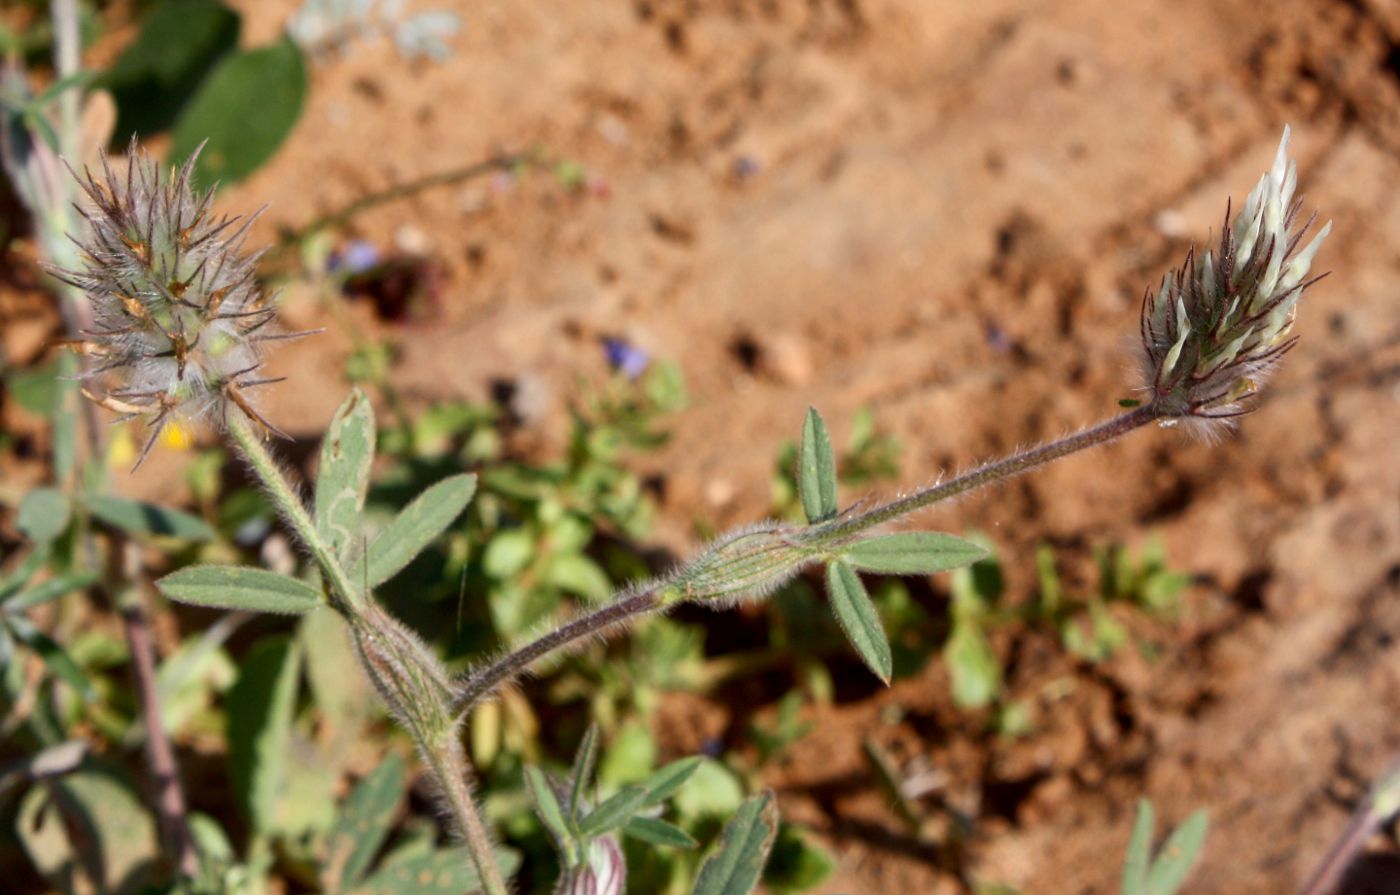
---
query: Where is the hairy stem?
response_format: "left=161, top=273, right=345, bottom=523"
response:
left=817, top=403, right=1159, bottom=537
left=455, top=590, right=660, bottom=714
left=454, top=404, right=1159, bottom=715
left=1296, top=756, right=1400, bottom=895
left=226, top=413, right=364, bottom=612
left=226, top=412, right=509, bottom=892
left=424, top=736, right=511, bottom=895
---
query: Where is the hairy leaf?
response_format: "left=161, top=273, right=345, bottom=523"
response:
left=525, top=766, right=576, bottom=863
left=825, top=560, right=892, bottom=683
left=578, top=784, right=648, bottom=837
left=798, top=408, right=838, bottom=523
left=364, top=474, right=476, bottom=587
left=315, top=388, right=377, bottom=559
left=87, top=494, right=215, bottom=541
left=691, top=790, right=780, bottom=895
left=158, top=565, right=322, bottom=614
left=625, top=816, right=697, bottom=849
left=323, top=754, right=405, bottom=892
left=843, top=532, right=987, bottom=575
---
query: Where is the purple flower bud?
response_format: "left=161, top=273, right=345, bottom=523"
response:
left=564, top=835, right=625, bottom=895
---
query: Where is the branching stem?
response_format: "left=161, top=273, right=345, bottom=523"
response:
left=454, top=402, right=1161, bottom=715
left=226, top=413, right=364, bottom=612
left=225, top=411, right=509, bottom=895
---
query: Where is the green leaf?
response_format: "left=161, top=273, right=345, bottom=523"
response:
left=843, top=532, right=988, bottom=576
left=546, top=553, right=613, bottom=602
left=52, top=359, right=79, bottom=485
left=1122, top=801, right=1153, bottom=895
left=691, top=790, right=780, bottom=895
left=764, top=823, right=836, bottom=892
left=639, top=756, right=704, bottom=806
left=87, top=494, right=215, bottom=541
left=625, top=816, right=698, bottom=849
left=579, top=784, right=648, bottom=837
left=227, top=637, right=300, bottom=833
left=1146, top=809, right=1208, bottom=895
left=101, top=0, right=241, bottom=137
left=798, top=408, right=838, bottom=524
left=675, top=761, right=744, bottom=818
left=482, top=528, right=534, bottom=579
left=158, top=565, right=323, bottom=614
left=569, top=725, right=601, bottom=819
left=7, top=615, right=95, bottom=700
left=525, top=766, right=576, bottom=862
left=16, top=768, right=159, bottom=895
left=5, top=571, right=98, bottom=612
left=169, top=36, right=307, bottom=185
left=943, top=619, right=1001, bottom=709
left=348, top=847, right=502, bottom=895
left=323, top=754, right=405, bottom=892
left=364, top=474, right=477, bottom=587
left=315, top=389, right=377, bottom=559
left=17, top=488, right=70, bottom=543
left=825, top=560, right=892, bottom=684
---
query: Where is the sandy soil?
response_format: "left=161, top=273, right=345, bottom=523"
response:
left=6, top=0, right=1400, bottom=892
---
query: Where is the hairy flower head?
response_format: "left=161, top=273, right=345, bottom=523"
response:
left=1140, top=126, right=1330, bottom=436
left=54, top=141, right=312, bottom=468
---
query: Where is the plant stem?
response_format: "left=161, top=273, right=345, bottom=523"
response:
left=454, top=403, right=1160, bottom=715
left=424, top=735, right=511, bottom=895
left=266, top=152, right=530, bottom=266
left=227, top=412, right=510, bottom=893
left=225, top=413, right=364, bottom=611
left=455, top=590, right=659, bottom=714
left=1296, top=756, right=1400, bottom=895
left=115, top=542, right=198, bottom=877
left=817, top=403, right=1160, bottom=538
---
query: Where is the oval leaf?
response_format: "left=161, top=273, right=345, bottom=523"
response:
left=364, top=474, right=476, bottom=587
left=943, top=619, right=1001, bottom=709
left=798, top=408, right=838, bottom=524
left=843, top=531, right=987, bottom=576
left=102, top=0, right=241, bottom=137
left=87, top=494, right=216, bottom=541
left=18, top=487, right=71, bottom=544
left=315, top=389, right=376, bottom=558
left=169, top=36, right=307, bottom=185
left=158, top=565, right=322, bottom=614
left=825, top=560, right=892, bottom=684
left=691, top=790, right=780, bottom=895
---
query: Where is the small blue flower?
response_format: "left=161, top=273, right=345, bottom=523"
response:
left=603, top=337, right=649, bottom=380
left=329, top=239, right=382, bottom=274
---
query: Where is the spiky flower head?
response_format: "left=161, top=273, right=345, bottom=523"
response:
left=55, top=140, right=309, bottom=468
left=1140, top=126, right=1331, bottom=436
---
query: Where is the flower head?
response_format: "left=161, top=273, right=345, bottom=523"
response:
left=55, top=141, right=312, bottom=468
left=1140, top=126, right=1330, bottom=436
